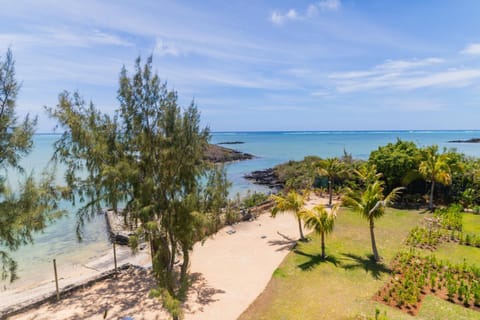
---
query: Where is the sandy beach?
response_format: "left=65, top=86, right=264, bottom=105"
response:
left=5, top=195, right=330, bottom=320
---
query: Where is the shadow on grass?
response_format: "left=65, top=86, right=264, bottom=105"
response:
left=294, top=250, right=340, bottom=271
left=340, top=253, right=391, bottom=279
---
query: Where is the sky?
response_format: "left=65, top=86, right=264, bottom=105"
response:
left=2, top=0, right=480, bottom=132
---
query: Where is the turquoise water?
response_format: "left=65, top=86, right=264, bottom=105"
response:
left=211, top=130, right=480, bottom=195
left=4, top=130, right=480, bottom=288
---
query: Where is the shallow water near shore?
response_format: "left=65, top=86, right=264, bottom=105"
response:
left=2, top=130, right=480, bottom=297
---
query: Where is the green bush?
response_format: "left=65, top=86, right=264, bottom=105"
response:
left=242, top=191, right=269, bottom=208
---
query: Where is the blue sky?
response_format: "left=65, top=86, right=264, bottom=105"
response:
left=2, top=0, right=480, bottom=132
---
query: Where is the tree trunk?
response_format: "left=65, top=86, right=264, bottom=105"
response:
left=369, top=219, right=380, bottom=261
left=321, top=231, right=326, bottom=258
left=178, top=244, right=190, bottom=299
left=328, top=179, right=333, bottom=207
left=429, top=180, right=435, bottom=212
left=297, top=216, right=305, bottom=241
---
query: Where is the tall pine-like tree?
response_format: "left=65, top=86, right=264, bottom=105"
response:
left=48, top=56, right=229, bottom=318
left=0, top=49, right=61, bottom=282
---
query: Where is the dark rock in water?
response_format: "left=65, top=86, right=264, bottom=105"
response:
left=448, top=138, right=480, bottom=143
left=217, top=141, right=245, bottom=145
left=244, top=168, right=284, bottom=190
left=204, top=144, right=254, bottom=163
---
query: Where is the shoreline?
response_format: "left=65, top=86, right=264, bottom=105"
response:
left=0, top=244, right=151, bottom=316
left=6, top=195, right=331, bottom=319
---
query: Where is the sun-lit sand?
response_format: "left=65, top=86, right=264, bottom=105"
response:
left=6, top=195, right=331, bottom=320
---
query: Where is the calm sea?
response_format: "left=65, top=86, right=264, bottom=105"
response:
left=4, top=130, right=480, bottom=289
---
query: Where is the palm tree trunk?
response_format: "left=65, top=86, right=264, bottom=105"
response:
left=321, top=231, right=325, bottom=258
left=297, top=216, right=305, bottom=240
left=369, top=218, right=380, bottom=261
left=328, top=179, right=333, bottom=207
left=429, top=180, right=435, bottom=212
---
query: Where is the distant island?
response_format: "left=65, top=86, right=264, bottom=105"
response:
left=217, top=141, right=245, bottom=145
left=448, top=138, right=480, bottom=143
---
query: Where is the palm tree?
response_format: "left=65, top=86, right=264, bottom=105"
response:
left=419, top=145, right=451, bottom=211
left=343, top=170, right=403, bottom=262
left=301, top=204, right=339, bottom=258
left=317, top=158, right=346, bottom=207
left=270, top=190, right=306, bottom=241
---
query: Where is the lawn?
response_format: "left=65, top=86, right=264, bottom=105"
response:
left=238, top=209, right=480, bottom=320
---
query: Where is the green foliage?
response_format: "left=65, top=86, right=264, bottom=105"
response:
left=274, top=156, right=320, bottom=191
left=343, top=165, right=403, bottom=261
left=377, top=252, right=480, bottom=313
left=369, top=139, right=421, bottom=193
left=242, top=191, right=269, bottom=208
left=419, top=145, right=452, bottom=210
left=434, top=204, right=463, bottom=232
left=405, top=226, right=443, bottom=249
left=301, top=204, right=338, bottom=258
left=317, top=157, right=349, bottom=206
left=270, top=190, right=306, bottom=240
left=48, top=55, right=229, bottom=311
left=150, top=288, right=183, bottom=320
left=0, top=49, right=62, bottom=282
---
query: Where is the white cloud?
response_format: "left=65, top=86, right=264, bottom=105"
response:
left=275, top=0, right=341, bottom=24
left=270, top=9, right=299, bottom=25
left=0, top=27, right=132, bottom=49
left=461, top=43, right=480, bottom=55
left=318, top=0, right=342, bottom=11
left=377, top=57, right=444, bottom=70
left=330, top=57, right=480, bottom=92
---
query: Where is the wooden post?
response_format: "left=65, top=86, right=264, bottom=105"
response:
left=113, top=240, right=118, bottom=277
left=53, top=259, right=60, bottom=301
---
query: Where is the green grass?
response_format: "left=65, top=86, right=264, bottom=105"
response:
left=464, top=213, right=480, bottom=234
left=238, top=209, right=480, bottom=320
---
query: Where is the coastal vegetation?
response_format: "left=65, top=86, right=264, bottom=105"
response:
left=47, top=56, right=229, bottom=319
left=300, top=203, right=338, bottom=259
left=3, top=50, right=480, bottom=319
left=239, top=207, right=480, bottom=319
left=270, top=190, right=307, bottom=241
left=343, top=166, right=404, bottom=262
left=237, top=136, right=480, bottom=319
left=0, top=49, right=61, bottom=282
left=317, top=157, right=347, bottom=206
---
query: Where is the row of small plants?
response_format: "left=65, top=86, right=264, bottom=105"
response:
left=376, top=251, right=480, bottom=315
left=458, top=232, right=480, bottom=248
left=406, top=204, right=480, bottom=249
left=434, top=204, right=463, bottom=232
left=406, top=227, right=480, bottom=249
left=405, top=226, right=443, bottom=249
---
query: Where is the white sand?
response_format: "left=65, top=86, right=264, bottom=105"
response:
left=6, top=195, right=331, bottom=320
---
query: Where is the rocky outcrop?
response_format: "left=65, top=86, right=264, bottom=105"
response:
left=448, top=138, right=480, bottom=143
left=204, top=144, right=254, bottom=163
left=244, top=168, right=283, bottom=190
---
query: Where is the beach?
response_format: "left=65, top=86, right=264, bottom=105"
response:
left=5, top=195, right=330, bottom=320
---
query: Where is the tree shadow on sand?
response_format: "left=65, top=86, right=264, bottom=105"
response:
left=294, top=250, right=340, bottom=271
left=340, top=253, right=391, bottom=279
left=267, top=231, right=298, bottom=252
left=187, top=272, right=226, bottom=309
left=39, top=266, right=165, bottom=320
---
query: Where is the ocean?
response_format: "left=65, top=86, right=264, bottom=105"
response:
left=3, top=130, right=480, bottom=291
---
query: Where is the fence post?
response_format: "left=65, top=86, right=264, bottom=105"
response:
left=113, top=240, right=118, bottom=277
left=53, top=259, right=60, bottom=301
